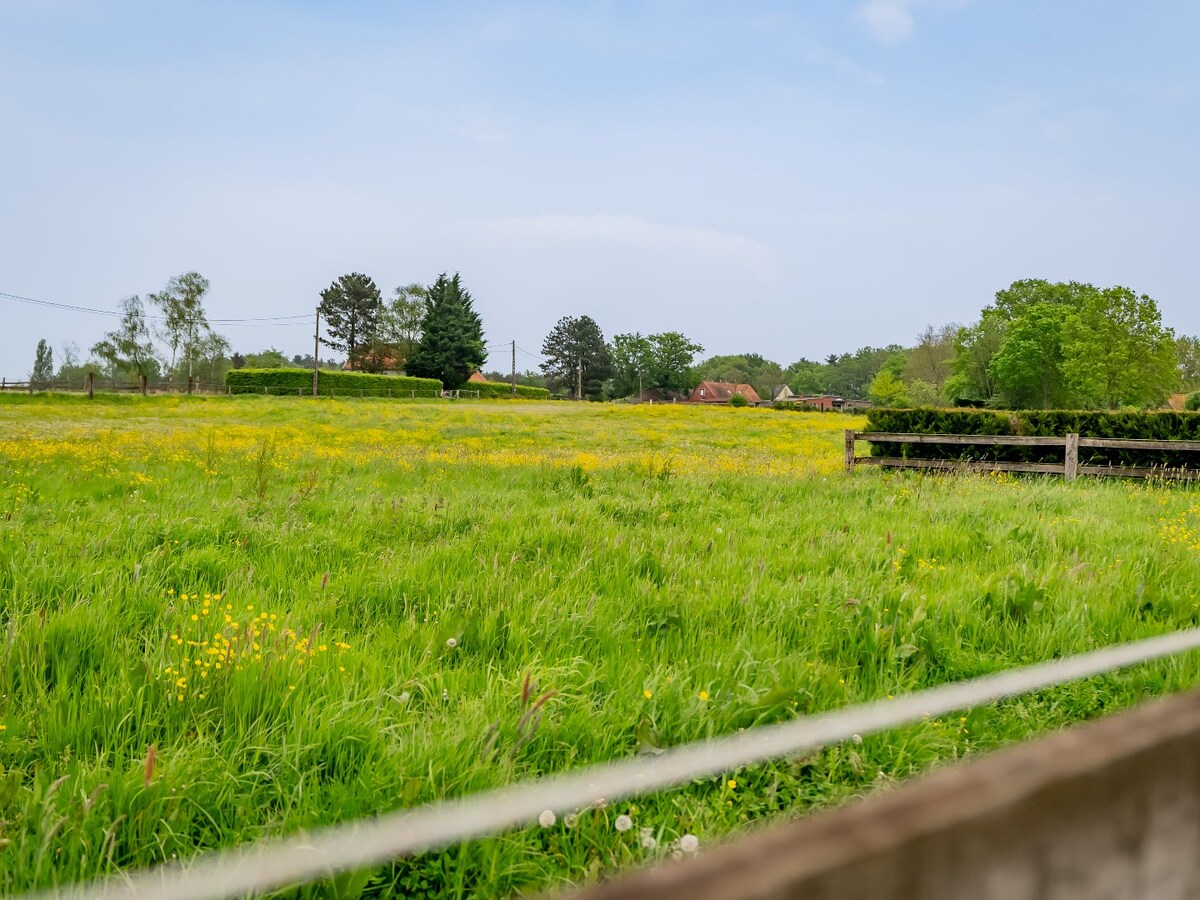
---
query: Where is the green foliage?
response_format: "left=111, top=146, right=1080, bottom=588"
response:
left=318, top=273, right=383, bottom=370
left=988, top=303, right=1071, bottom=409
left=225, top=368, right=441, bottom=396
left=868, top=370, right=911, bottom=407
left=1060, top=286, right=1176, bottom=409
left=610, top=332, right=655, bottom=397
left=1178, top=336, right=1200, bottom=392
left=866, top=407, right=1200, bottom=468
left=148, top=272, right=217, bottom=377
left=694, top=354, right=784, bottom=403
left=1186, top=392, right=1200, bottom=412
left=945, top=318, right=1003, bottom=404
left=610, top=332, right=704, bottom=397
left=240, top=348, right=289, bottom=369
left=955, top=279, right=1178, bottom=410
left=468, top=380, right=551, bottom=400
left=92, top=296, right=159, bottom=380
left=814, top=346, right=909, bottom=400
left=903, top=324, right=958, bottom=401
left=31, top=339, right=54, bottom=384
left=405, top=273, right=486, bottom=390
left=540, top=315, right=612, bottom=400
left=728, top=392, right=749, bottom=407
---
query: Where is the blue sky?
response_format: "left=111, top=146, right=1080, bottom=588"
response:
left=4, top=1, right=1199, bottom=377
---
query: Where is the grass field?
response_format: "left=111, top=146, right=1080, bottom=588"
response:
left=4, top=394, right=1200, bottom=897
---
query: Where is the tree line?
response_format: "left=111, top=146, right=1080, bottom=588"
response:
left=27, top=274, right=1200, bottom=410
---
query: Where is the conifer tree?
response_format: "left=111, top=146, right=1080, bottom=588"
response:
left=405, top=273, right=486, bottom=389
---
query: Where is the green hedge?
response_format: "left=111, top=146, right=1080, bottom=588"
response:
left=468, top=380, right=551, bottom=400
left=865, top=407, right=1200, bottom=469
left=225, top=368, right=442, bottom=397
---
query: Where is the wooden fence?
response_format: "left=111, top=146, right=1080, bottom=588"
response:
left=845, top=430, right=1200, bottom=481
left=577, top=687, right=1200, bottom=900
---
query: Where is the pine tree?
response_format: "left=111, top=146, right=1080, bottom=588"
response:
left=31, top=339, right=54, bottom=384
left=405, top=273, right=486, bottom=390
left=539, top=315, right=612, bottom=400
left=318, top=273, right=383, bottom=370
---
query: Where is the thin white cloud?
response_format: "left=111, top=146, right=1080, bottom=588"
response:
left=855, top=0, right=975, bottom=44
left=856, top=0, right=915, bottom=43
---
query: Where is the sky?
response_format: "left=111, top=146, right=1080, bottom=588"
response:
left=3, top=0, right=1200, bottom=378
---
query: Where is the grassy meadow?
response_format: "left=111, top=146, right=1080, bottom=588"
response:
left=4, top=394, right=1200, bottom=896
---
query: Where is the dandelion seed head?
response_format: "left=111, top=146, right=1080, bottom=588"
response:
left=538, top=809, right=556, bottom=828
left=679, top=834, right=700, bottom=854
left=614, top=814, right=633, bottom=832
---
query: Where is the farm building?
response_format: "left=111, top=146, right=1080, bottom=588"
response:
left=688, top=381, right=762, bottom=404
left=784, top=394, right=873, bottom=411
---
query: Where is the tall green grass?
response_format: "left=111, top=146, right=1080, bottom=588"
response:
left=2, top=396, right=1200, bottom=896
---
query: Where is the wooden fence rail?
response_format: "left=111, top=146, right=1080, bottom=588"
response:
left=845, top=430, right=1200, bottom=481
left=577, top=687, right=1200, bottom=900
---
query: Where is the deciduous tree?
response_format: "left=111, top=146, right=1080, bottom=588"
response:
left=1061, top=286, right=1176, bottom=408
left=645, top=332, right=704, bottom=395
left=149, top=272, right=213, bottom=381
left=610, top=332, right=655, bottom=397
left=91, top=296, right=159, bottom=380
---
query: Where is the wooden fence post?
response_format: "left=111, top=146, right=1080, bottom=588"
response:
left=845, top=430, right=857, bottom=472
left=86, top=372, right=94, bottom=399
left=140, top=374, right=148, bottom=396
left=1065, top=432, right=1080, bottom=481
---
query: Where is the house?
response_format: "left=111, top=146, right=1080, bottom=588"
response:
left=1169, top=393, right=1188, bottom=411
left=687, top=381, right=762, bottom=404
left=341, top=357, right=404, bottom=375
left=468, top=371, right=488, bottom=383
left=772, top=384, right=798, bottom=402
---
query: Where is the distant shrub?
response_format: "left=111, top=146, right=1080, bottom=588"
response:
left=728, top=393, right=749, bottom=407
left=865, top=407, right=1200, bottom=469
left=1187, top=392, right=1200, bottom=412
left=468, top=380, right=551, bottom=400
left=225, top=368, right=442, bottom=397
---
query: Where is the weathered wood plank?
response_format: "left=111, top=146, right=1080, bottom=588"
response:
left=856, top=457, right=1064, bottom=475
left=1079, top=438, right=1200, bottom=452
left=572, top=689, right=1200, bottom=900
left=1064, top=432, right=1079, bottom=481
left=1078, top=465, right=1200, bottom=481
left=859, top=432, right=1066, bottom=447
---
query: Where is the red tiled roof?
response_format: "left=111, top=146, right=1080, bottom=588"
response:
left=689, top=381, right=763, bottom=403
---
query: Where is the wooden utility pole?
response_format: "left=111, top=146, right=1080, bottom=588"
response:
left=313, top=307, right=320, bottom=397
left=511, top=341, right=516, bottom=396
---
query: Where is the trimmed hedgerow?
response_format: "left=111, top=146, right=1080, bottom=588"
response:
left=865, top=407, right=1200, bottom=469
left=468, top=380, right=552, bottom=400
left=225, top=368, right=442, bottom=397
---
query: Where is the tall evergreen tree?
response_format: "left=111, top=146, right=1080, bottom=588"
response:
left=31, top=339, right=54, bottom=384
left=405, top=273, right=486, bottom=390
left=318, top=273, right=383, bottom=370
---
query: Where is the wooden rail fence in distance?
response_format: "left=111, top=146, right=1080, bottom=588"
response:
left=845, top=430, right=1200, bottom=481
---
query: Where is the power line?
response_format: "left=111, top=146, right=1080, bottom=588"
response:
left=516, top=345, right=544, bottom=361
left=0, top=290, right=313, bottom=326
